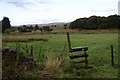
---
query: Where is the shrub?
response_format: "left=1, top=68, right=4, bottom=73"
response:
left=4, top=29, right=12, bottom=34
left=19, top=29, right=32, bottom=32
left=26, top=29, right=32, bottom=32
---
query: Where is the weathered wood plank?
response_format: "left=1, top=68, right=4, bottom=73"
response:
left=69, top=54, right=88, bottom=59
left=74, top=65, right=93, bottom=69
left=70, top=47, right=88, bottom=52
left=72, top=60, right=88, bottom=63
left=111, top=45, right=114, bottom=66
left=67, top=32, right=71, bottom=51
left=31, top=45, right=34, bottom=61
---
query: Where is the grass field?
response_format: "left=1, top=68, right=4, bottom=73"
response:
left=2, top=32, right=118, bottom=78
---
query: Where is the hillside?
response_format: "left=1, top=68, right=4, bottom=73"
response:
left=26, top=22, right=70, bottom=27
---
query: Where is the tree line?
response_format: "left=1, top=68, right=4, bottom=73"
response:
left=1, top=14, right=120, bottom=33
left=69, top=14, right=120, bottom=30
left=1, top=17, right=53, bottom=33
left=18, top=25, right=53, bottom=32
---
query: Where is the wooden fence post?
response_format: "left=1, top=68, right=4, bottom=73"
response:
left=111, top=45, right=114, bottom=66
left=67, top=32, right=71, bottom=51
left=31, top=45, right=34, bottom=61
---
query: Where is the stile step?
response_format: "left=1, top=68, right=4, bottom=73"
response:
left=74, top=65, right=93, bottom=69
left=70, top=47, right=88, bottom=52
left=69, top=54, right=88, bottom=59
left=72, top=60, right=88, bottom=63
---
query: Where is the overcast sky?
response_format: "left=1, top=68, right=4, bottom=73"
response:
left=0, top=0, right=119, bottom=26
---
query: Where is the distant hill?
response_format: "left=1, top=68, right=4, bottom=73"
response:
left=26, top=22, right=71, bottom=27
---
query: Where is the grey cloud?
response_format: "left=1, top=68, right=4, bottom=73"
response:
left=7, top=2, right=31, bottom=8
left=4, top=0, right=52, bottom=11
left=103, top=9, right=116, bottom=12
left=3, top=0, right=51, bottom=4
left=37, top=0, right=52, bottom=4
left=2, top=0, right=28, bottom=2
left=30, top=18, right=59, bottom=24
left=91, top=9, right=116, bottom=12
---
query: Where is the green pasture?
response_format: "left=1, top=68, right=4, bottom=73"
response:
left=2, top=32, right=118, bottom=78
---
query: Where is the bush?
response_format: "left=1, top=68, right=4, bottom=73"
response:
left=4, top=29, right=12, bottom=34
left=26, top=29, right=32, bottom=32
left=19, top=29, right=32, bottom=32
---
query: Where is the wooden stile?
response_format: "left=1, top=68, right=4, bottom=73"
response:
left=66, top=32, right=93, bottom=69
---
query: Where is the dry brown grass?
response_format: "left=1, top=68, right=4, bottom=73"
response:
left=43, top=53, right=65, bottom=75
left=10, top=29, right=118, bottom=35
left=2, top=37, right=48, bottom=42
left=44, top=59, right=62, bottom=74
left=10, top=30, right=79, bottom=35
left=51, top=29, right=79, bottom=33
